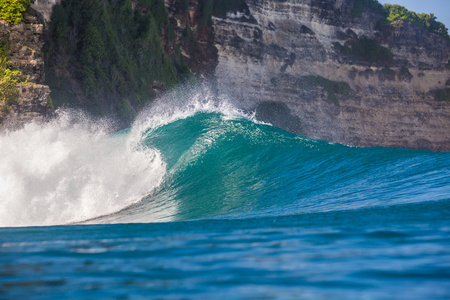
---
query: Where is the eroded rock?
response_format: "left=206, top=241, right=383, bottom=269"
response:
left=213, top=0, right=450, bottom=151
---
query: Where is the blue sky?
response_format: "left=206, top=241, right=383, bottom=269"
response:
left=378, top=0, right=450, bottom=28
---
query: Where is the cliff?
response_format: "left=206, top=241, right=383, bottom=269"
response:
left=0, top=7, right=53, bottom=128
left=42, top=0, right=217, bottom=125
left=212, top=0, right=450, bottom=151
left=164, top=0, right=218, bottom=78
left=2, top=0, right=448, bottom=151
left=2, top=0, right=217, bottom=127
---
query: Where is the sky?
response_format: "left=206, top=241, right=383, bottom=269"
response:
left=378, top=0, right=450, bottom=29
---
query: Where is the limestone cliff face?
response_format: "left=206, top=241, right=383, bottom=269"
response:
left=213, top=0, right=450, bottom=151
left=2, top=84, right=52, bottom=127
left=0, top=9, right=53, bottom=127
left=164, top=0, right=218, bottom=78
left=3, top=0, right=448, bottom=151
left=6, top=22, right=44, bottom=84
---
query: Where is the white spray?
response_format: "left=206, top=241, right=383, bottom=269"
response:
left=0, top=88, right=264, bottom=228
left=0, top=111, right=166, bottom=227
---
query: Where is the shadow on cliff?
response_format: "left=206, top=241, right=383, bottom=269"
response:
left=254, top=102, right=304, bottom=136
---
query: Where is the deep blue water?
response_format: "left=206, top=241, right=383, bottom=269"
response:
left=1, top=104, right=449, bottom=299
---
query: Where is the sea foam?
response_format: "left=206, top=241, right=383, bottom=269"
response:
left=0, top=111, right=166, bottom=227
left=0, top=88, right=256, bottom=227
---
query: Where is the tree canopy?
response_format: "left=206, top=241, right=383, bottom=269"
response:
left=383, top=4, right=448, bottom=39
left=0, top=0, right=30, bottom=25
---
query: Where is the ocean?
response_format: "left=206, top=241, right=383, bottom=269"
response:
left=1, top=92, right=449, bottom=299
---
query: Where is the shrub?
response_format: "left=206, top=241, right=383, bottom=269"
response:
left=399, top=66, right=411, bottom=76
left=434, top=88, right=450, bottom=102
left=334, top=36, right=393, bottom=64
left=172, top=44, right=191, bottom=81
left=196, top=0, right=248, bottom=24
left=351, top=0, right=385, bottom=18
left=48, top=97, right=54, bottom=109
left=384, top=4, right=449, bottom=39
left=0, top=0, right=30, bottom=25
left=381, top=67, right=395, bottom=76
left=50, top=5, right=68, bottom=42
left=0, top=64, right=21, bottom=107
left=182, top=25, right=197, bottom=44
left=197, top=0, right=213, bottom=25
left=351, top=1, right=363, bottom=18
left=0, top=45, right=24, bottom=111
left=350, top=36, right=393, bottom=63
left=301, top=76, right=350, bottom=106
left=398, top=66, right=413, bottom=81
left=138, top=0, right=169, bottom=31
left=211, top=0, right=247, bottom=18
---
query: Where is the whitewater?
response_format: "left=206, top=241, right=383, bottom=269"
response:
left=1, top=90, right=449, bottom=298
left=0, top=90, right=259, bottom=227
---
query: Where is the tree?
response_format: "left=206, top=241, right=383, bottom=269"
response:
left=0, top=0, right=30, bottom=25
left=384, top=4, right=449, bottom=39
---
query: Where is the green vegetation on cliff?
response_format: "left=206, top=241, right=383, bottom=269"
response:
left=383, top=4, right=448, bottom=39
left=381, top=67, right=395, bottom=76
left=352, top=0, right=449, bottom=39
left=351, top=0, right=384, bottom=18
left=211, top=0, right=247, bottom=18
left=196, top=0, right=247, bottom=25
left=0, top=41, right=25, bottom=115
left=434, top=88, right=450, bottom=102
left=300, top=76, right=350, bottom=106
left=334, top=36, right=393, bottom=64
left=45, top=0, right=190, bottom=123
left=137, top=0, right=170, bottom=30
left=0, top=0, right=30, bottom=25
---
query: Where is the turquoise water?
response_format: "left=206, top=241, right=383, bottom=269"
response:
left=1, top=99, right=449, bottom=298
